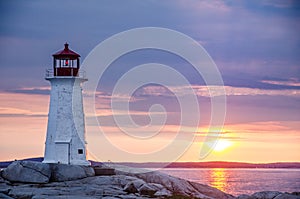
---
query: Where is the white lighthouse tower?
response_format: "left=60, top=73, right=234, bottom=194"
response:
left=43, top=43, right=90, bottom=165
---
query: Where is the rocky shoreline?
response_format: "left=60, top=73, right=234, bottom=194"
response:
left=0, top=161, right=299, bottom=199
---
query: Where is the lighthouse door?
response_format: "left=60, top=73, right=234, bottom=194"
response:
left=55, top=142, right=70, bottom=164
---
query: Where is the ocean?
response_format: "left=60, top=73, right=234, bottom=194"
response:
left=159, top=168, right=300, bottom=196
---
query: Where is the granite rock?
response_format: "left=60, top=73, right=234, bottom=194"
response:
left=274, top=193, right=300, bottom=199
left=123, top=182, right=138, bottom=193
left=237, top=194, right=253, bottom=199
left=113, top=164, right=235, bottom=199
left=1, top=161, right=51, bottom=183
left=50, top=163, right=95, bottom=182
left=2, top=162, right=297, bottom=199
left=0, top=193, right=14, bottom=199
left=237, top=191, right=300, bottom=199
left=1, top=161, right=95, bottom=183
left=251, top=191, right=282, bottom=199
left=138, top=183, right=157, bottom=196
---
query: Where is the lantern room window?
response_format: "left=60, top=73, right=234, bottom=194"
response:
left=64, top=59, right=69, bottom=66
left=52, top=43, right=80, bottom=76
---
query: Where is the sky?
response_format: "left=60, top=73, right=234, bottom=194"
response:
left=0, top=0, right=299, bottom=163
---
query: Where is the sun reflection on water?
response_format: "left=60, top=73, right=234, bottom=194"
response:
left=208, top=168, right=230, bottom=193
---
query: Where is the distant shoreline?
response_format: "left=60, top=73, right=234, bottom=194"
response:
left=115, top=161, right=300, bottom=169
left=1, top=157, right=300, bottom=169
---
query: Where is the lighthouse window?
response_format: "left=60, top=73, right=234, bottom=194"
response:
left=78, top=149, right=83, bottom=154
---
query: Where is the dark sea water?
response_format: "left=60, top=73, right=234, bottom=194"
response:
left=159, top=168, right=300, bottom=196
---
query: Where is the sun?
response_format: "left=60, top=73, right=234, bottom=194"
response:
left=213, top=140, right=232, bottom=152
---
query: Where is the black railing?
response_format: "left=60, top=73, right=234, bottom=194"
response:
left=45, top=69, right=86, bottom=78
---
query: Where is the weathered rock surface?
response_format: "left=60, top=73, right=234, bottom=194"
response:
left=0, top=193, right=14, bottom=199
left=1, top=161, right=51, bottom=183
left=252, top=191, right=282, bottom=199
left=0, top=163, right=235, bottom=199
left=1, top=161, right=95, bottom=184
left=274, top=193, right=300, bottom=199
left=123, top=182, right=138, bottom=193
left=138, top=183, right=157, bottom=196
left=1, top=162, right=299, bottom=199
left=50, top=163, right=95, bottom=182
left=113, top=165, right=235, bottom=199
left=237, top=191, right=300, bottom=199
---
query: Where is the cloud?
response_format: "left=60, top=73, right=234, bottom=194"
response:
left=0, top=107, right=46, bottom=117
left=93, top=109, right=166, bottom=117
left=261, top=0, right=298, bottom=8
left=1, top=0, right=299, bottom=93
left=222, top=86, right=299, bottom=96
left=177, top=0, right=231, bottom=13
left=7, top=87, right=50, bottom=95
left=227, top=121, right=297, bottom=133
left=0, top=91, right=49, bottom=118
left=7, top=77, right=299, bottom=100
left=261, top=79, right=300, bottom=87
left=194, top=121, right=300, bottom=144
left=138, top=84, right=300, bottom=98
left=195, top=133, right=245, bottom=142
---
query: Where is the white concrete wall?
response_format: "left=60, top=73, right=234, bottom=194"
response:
left=43, top=77, right=90, bottom=165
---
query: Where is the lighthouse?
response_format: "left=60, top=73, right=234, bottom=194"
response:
left=43, top=43, right=90, bottom=165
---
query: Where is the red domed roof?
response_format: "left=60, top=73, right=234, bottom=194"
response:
left=52, top=43, right=80, bottom=59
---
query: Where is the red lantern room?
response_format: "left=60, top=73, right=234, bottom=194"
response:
left=52, top=43, right=80, bottom=76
